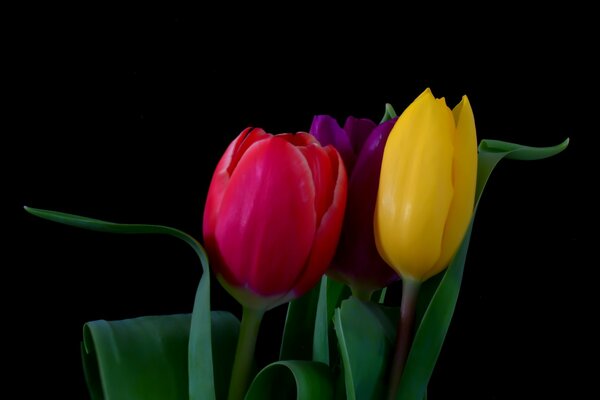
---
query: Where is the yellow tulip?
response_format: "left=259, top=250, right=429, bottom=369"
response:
left=374, top=88, right=477, bottom=282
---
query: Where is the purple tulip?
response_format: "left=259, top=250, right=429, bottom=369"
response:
left=310, top=115, right=399, bottom=295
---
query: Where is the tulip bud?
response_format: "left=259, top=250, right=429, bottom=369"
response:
left=203, top=127, right=347, bottom=310
left=311, top=115, right=399, bottom=293
left=374, top=88, right=477, bottom=282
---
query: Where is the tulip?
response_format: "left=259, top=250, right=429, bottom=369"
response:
left=203, top=127, right=348, bottom=310
left=375, top=88, right=477, bottom=283
left=375, top=88, right=477, bottom=400
left=310, top=115, right=399, bottom=296
left=203, top=127, right=347, bottom=399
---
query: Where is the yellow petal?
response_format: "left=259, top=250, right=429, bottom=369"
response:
left=427, top=95, right=478, bottom=279
left=375, top=89, right=455, bottom=281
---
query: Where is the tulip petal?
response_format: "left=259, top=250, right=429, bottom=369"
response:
left=290, top=146, right=347, bottom=297
left=298, top=143, right=336, bottom=226
left=203, top=128, right=269, bottom=262
left=430, top=96, right=478, bottom=277
left=310, top=115, right=355, bottom=172
left=213, top=137, right=317, bottom=296
left=343, top=116, right=377, bottom=158
left=277, top=132, right=319, bottom=147
left=331, top=118, right=398, bottom=290
left=375, top=89, right=455, bottom=281
left=226, top=128, right=271, bottom=175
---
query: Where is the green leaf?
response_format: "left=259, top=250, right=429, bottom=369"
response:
left=334, top=297, right=396, bottom=400
left=312, top=276, right=351, bottom=365
left=313, top=276, right=331, bottom=364
left=380, top=103, right=398, bottom=123
left=373, top=287, right=388, bottom=304
left=415, top=273, right=443, bottom=327
left=207, top=312, right=240, bottom=400
left=24, top=206, right=218, bottom=400
left=82, top=312, right=239, bottom=400
left=395, top=138, right=569, bottom=400
left=325, top=278, right=352, bottom=320
left=478, top=138, right=570, bottom=160
left=82, top=314, right=190, bottom=400
left=279, top=281, right=321, bottom=361
left=246, top=361, right=334, bottom=400
left=475, top=138, right=569, bottom=202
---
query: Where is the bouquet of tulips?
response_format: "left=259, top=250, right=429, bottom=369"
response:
left=26, top=88, right=568, bottom=399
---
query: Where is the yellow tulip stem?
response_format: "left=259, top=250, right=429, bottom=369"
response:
left=227, top=306, right=265, bottom=400
left=387, top=279, right=421, bottom=400
left=350, top=286, right=373, bottom=302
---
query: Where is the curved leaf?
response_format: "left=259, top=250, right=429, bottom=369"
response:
left=478, top=138, right=569, bottom=160
left=475, top=138, right=569, bottom=202
left=396, top=138, right=569, bottom=399
left=245, top=360, right=334, bottom=400
left=24, top=206, right=217, bottom=400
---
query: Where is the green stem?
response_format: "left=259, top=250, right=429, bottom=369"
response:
left=227, top=306, right=265, bottom=400
left=350, top=286, right=373, bottom=302
left=387, top=279, right=421, bottom=400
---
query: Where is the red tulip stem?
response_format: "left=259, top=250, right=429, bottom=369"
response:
left=387, top=279, right=421, bottom=400
left=227, top=306, right=265, bottom=400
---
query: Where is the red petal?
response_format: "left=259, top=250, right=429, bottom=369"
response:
left=227, top=127, right=270, bottom=175
left=278, top=132, right=319, bottom=147
left=203, top=128, right=269, bottom=277
left=291, top=146, right=347, bottom=296
left=298, top=143, right=336, bottom=226
left=213, top=136, right=317, bottom=296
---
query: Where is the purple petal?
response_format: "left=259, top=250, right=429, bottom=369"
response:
left=310, top=115, right=355, bottom=172
left=343, top=116, right=377, bottom=157
left=329, top=117, right=399, bottom=290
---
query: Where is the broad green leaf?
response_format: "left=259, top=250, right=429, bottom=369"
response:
left=82, top=311, right=238, bottom=400
left=24, top=207, right=218, bottom=400
left=380, top=103, right=398, bottom=123
left=396, top=138, right=569, bottom=399
left=82, top=314, right=190, bottom=400
left=334, top=297, right=396, bottom=400
left=245, top=360, right=334, bottom=400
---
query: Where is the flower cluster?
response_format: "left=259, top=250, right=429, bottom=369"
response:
left=26, top=88, right=568, bottom=400
left=202, top=88, right=479, bottom=399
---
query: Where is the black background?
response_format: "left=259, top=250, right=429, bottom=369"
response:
left=12, top=9, right=594, bottom=399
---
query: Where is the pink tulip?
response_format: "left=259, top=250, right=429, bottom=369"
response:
left=203, top=127, right=347, bottom=310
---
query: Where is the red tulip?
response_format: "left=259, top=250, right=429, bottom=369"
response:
left=203, top=127, right=347, bottom=310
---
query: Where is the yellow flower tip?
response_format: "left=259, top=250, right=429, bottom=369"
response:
left=413, top=88, right=434, bottom=105
left=436, top=97, right=448, bottom=109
